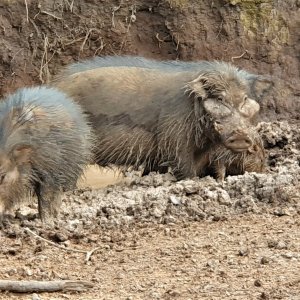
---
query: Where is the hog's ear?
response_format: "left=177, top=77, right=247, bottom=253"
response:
left=185, top=75, right=210, bottom=120
left=247, top=75, right=274, bottom=100
left=12, top=145, right=32, bottom=165
left=185, top=75, right=208, bottom=100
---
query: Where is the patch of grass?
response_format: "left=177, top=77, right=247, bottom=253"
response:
left=165, top=0, right=189, bottom=9
left=229, top=0, right=289, bottom=45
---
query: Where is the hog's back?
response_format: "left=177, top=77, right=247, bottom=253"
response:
left=54, top=67, right=196, bottom=131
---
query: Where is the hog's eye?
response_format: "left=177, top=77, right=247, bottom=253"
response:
left=217, top=96, right=224, bottom=102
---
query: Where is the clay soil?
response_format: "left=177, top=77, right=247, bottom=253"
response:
left=0, top=1, right=300, bottom=299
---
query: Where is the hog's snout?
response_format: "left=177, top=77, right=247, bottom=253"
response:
left=224, top=129, right=253, bottom=152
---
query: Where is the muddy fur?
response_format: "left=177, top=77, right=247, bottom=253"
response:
left=201, top=130, right=266, bottom=181
left=55, top=55, right=273, bottom=102
left=54, top=56, right=272, bottom=180
left=0, top=87, right=93, bottom=223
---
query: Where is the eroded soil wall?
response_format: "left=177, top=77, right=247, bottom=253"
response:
left=0, top=0, right=299, bottom=119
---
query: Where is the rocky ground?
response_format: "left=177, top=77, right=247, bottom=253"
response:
left=0, top=121, right=299, bottom=300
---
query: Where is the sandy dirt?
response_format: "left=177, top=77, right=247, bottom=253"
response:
left=1, top=217, right=300, bottom=300
left=77, top=166, right=123, bottom=190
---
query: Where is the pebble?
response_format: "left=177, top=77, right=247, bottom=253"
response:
left=182, top=181, right=199, bottom=194
left=50, top=232, right=68, bottom=243
left=32, top=293, right=41, bottom=300
left=170, top=195, right=181, bottom=205
left=276, top=240, right=287, bottom=250
left=281, top=252, right=294, bottom=259
left=238, top=248, right=249, bottom=256
left=260, top=256, right=270, bottom=265
left=254, top=279, right=262, bottom=287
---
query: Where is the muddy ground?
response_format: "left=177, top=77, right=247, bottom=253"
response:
left=0, top=0, right=300, bottom=299
left=0, top=121, right=299, bottom=300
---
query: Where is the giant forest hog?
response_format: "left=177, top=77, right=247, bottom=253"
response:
left=54, top=56, right=272, bottom=180
left=0, top=87, right=93, bottom=224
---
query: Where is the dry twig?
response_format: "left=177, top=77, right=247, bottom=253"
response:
left=64, top=0, right=75, bottom=12
left=41, top=10, right=62, bottom=20
left=111, top=5, right=121, bottom=28
left=39, top=35, right=51, bottom=83
left=216, top=20, right=223, bottom=39
left=94, top=38, right=106, bottom=56
left=231, top=50, right=249, bottom=62
left=119, top=5, right=136, bottom=53
left=80, top=28, right=101, bottom=53
left=24, top=0, right=29, bottom=22
left=155, top=33, right=169, bottom=49
left=29, top=19, right=41, bottom=38
left=0, top=280, right=93, bottom=293
left=24, top=228, right=100, bottom=263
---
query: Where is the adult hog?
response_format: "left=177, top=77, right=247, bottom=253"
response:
left=53, top=56, right=271, bottom=180
left=0, top=87, right=93, bottom=224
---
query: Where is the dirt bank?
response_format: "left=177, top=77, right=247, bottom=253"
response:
left=0, top=0, right=299, bottom=119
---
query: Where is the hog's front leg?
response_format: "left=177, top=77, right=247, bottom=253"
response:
left=214, top=160, right=226, bottom=182
left=35, top=183, right=62, bottom=225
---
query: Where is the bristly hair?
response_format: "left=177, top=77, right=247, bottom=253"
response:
left=0, top=86, right=94, bottom=213
left=208, top=129, right=266, bottom=176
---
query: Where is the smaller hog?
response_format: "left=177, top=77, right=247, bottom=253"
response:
left=0, top=86, right=93, bottom=224
left=197, top=131, right=266, bottom=181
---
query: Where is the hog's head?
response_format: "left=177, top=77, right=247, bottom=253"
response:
left=186, top=62, right=273, bottom=152
left=243, top=132, right=266, bottom=173
left=0, top=145, right=32, bottom=214
left=0, top=104, right=38, bottom=213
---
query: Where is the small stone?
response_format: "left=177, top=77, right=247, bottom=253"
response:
left=260, top=256, right=270, bottom=265
left=267, top=240, right=277, bottom=248
left=238, top=248, right=249, bottom=256
left=276, top=240, right=287, bottom=250
left=6, top=248, right=17, bottom=256
left=260, top=292, right=269, bottom=299
left=152, top=207, right=163, bottom=218
left=163, top=215, right=176, bottom=224
left=166, top=289, right=180, bottom=297
left=50, top=232, right=68, bottom=243
left=254, top=279, right=262, bottom=287
left=164, top=228, right=170, bottom=236
left=218, top=190, right=231, bottom=206
left=170, top=195, right=181, bottom=205
left=7, top=268, right=17, bottom=276
left=281, top=252, right=294, bottom=259
left=32, top=293, right=41, bottom=300
left=273, top=209, right=288, bottom=216
left=26, top=268, right=33, bottom=276
left=183, top=181, right=198, bottom=194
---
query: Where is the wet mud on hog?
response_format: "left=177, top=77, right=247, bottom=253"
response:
left=58, top=55, right=273, bottom=103
left=0, top=87, right=93, bottom=225
left=53, top=56, right=273, bottom=180
left=196, top=129, right=266, bottom=181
